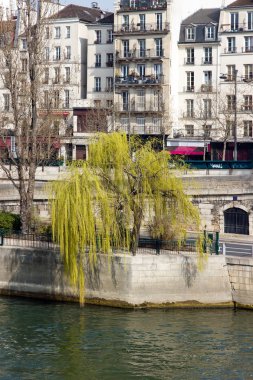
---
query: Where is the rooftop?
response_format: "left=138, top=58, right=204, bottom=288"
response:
left=226, top=0, right=253, bottom=8
left=51, top=4, right=110, bottom=22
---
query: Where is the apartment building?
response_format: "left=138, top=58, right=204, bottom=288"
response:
left=172, top=8, right=220, bottom=159
left=113, top=0, right=171, bottom=142
left=218, top=0, right=253, bottom=160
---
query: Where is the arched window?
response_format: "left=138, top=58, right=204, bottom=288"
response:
left=224, top=208, right=249, bottom=235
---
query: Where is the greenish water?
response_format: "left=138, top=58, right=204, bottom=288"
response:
left=0, top=297, right=253, bottom=380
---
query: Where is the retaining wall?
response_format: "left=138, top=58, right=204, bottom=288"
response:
left=0, top=247, right=233, bottom=308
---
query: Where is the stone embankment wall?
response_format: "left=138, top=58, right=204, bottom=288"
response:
left=226, top=257, right=253, bottom=309
left=0, top=247, right=233, bottom=307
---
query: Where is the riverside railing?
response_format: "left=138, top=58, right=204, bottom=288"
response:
left=0, top=232, right=57, bottom=249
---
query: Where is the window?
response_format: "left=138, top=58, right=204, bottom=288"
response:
left=205, top=26, right=215, bottom=40
left=137, top=89, right=145, bottom=111
left=94, top=100, right=102, bottom=108
left=203, top=71, right=212, bottom=85
left=203, top=124, right=211, bottom=138
left=155, top=38, right=163, bottom=56
left=185, top=27, right=195, bottom=41
left=186, top=72, right=194, bottom=91
left=245, top=36, right=253, bottom=52
left=244, top=120, right=253, bottom=136
left=243, top=95, right=253, bottom=111
left=203, top=47, right=212, bottom=64
left=123, top=40, right=129, bottom=57
left=122, top=15, right=129, bottom=30
left=45, top=27, right=49, bottom=39
left=106, top=77, right=113, bottom=92
left=244, top=64, right=253, bottom=80
left=106, top=53, right=113, bottom=67
left=227, top=65, right=236, bottom=81
left=186, top=48, right=194, bottom=64
left=44, top=91, right=49, bottom=108
left=227, top=95, right=236, bottom=111
left=156, top=13, right=163, bottom=31
left=54, top=67, right=60, bottom=83
left=120, top=117, right=129, bottom=132
left=55, top=46, right=61, bottom=60
left=21, top=58, right=27, bottom=72
left=138, top=39, right=146, bottom=57
left=53, top=90, right=60, bottom=108
left=107, top=100, right=113, bottom=108
left=21, top=39, right=27, bottom=50
left=122, top=91, right=129, bottom=111
left=107, top=30, right=113, bottom=43
left=186, top=99, right=194, bottom=117
left=95, top=54, right=101, bottom=67
left=94, top=77, right=101, bottom=92
left=203, top=99, right=212, bottom=118
left=65, top=46, right=71, bottom=60
left=137, top=64, right=145, bottom=77
left=139, top=14, right=146, bottom=30
left=44, top=67, right=49, bottom=84
left=121, top=64, right=129, bottom=78
left=55, top=27, right=61, bottom=39
left=227, top=37, right=236, bottom=53
left=3, top=94, right=10, bottom=111
left=230, top=12, right=239, bottom=31
left=65, top=67, right=70, bottom=83
left=136, top=117, right=145, bottom=133
left=226, top=120, right=235, bottom=137
left=64, top=90, right=70, bottom=108
left=66, top=26, right=70, bottom=38
left=185, top=125, right=194, bottom=136
left=95, top=30, right=101, bottom=43
left=154, top=64, right=162, bottom=78
left=45, top=47, right=50, bottom=60
left=248, top=12, right=253, bottom=30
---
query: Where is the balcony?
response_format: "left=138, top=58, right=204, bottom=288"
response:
left=220, top=23, right=247, bottom=33
left=114, top=22, right=169, bottom=35
left=116, top=49, right=164, bottom=61
left=241, top=105, right=253, bottom=112
left=115, top=74, right=164, bottom=87
left=200, top=84, right=213, bottom=93
left=118, top=0, right=167, bottom=12
left=223, top=48, right=237, bottom=54
left=116, top=124, right=163, bottom=135
left=242, top=47, right=253, bottom=53
left=202, top=57, right=213, bottom=65
left=184, top=86, right=195, bottom=93
left=183, top=112, right=195, bottom=119
left=106, top=61, right=114, bottom=67
left=115, top=102, right=164, bottom=113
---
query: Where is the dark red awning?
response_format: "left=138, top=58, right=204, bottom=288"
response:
left=169, top=147, right=204, bottom=156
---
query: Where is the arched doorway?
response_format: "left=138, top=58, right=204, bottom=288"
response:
left=224, top=208, right=249, bottom=235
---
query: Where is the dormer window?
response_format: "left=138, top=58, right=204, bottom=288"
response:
left=205, top=26, right=215, bottom=40
left=185, top=26, right=195, bottom=41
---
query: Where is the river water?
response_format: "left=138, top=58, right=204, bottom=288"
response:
left=0, top=297, right=253, bottom=380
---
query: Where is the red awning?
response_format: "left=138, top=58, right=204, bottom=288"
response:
left=0, top=137, right=11, bottom=148
left=169, top=147, right=204, bottom=156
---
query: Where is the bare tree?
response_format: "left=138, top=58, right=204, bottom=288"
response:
left=0, top=1, right=62, bottom=232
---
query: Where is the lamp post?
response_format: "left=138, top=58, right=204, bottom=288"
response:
left=220, top=69, right=238, bottom=161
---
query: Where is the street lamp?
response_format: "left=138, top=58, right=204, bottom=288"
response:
left=220, top=69, right=238, bottom=161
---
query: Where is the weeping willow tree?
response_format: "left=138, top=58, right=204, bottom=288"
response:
left=50, top=133, right=201, bottom=301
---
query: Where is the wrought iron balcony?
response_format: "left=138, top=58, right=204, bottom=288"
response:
left=220, top=23, right=249, bottom=33
left=202, top=57, right=213, bottom=65
left=118, top=0, right=167, bottom=12
left=114, top=22, right=169, bottom=35
left=115, top=124, right=163, bottom=135
left=116, top=49, right=164, bottom=61
left=115, top=74, right=164, bottom=86
left=184, top=58, right=195, bottom=65
left=223, top=48, right=237, bottom=54
left=114, top=101, right=164, bottom=113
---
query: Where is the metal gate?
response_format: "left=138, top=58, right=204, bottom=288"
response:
left=224, top=208, right=249, bottom=235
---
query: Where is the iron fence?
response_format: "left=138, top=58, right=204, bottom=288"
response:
left=0, top=232, right=57, bottom=249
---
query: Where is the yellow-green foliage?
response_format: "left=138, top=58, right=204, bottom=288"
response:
left=50, top=133, right=202, bottom=303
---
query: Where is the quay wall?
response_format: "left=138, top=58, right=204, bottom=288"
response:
left=0, top=247, right=233, bottom=308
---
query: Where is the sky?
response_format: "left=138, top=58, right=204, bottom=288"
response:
left=65, top=0, right=231, bottom=15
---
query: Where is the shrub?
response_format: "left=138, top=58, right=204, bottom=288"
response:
left=0, top=212, right=21, bottom=232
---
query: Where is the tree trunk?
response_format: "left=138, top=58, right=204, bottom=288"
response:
left=19, top=163, right=36, bottom=234
left=130, top=206, right=143, bottom=255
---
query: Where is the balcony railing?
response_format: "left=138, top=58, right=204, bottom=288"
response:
left=106, top=61, right=114, bottom=67
left=223, top=48, right=237, bottom=54
left=114, top=22, right=169, bottom=34
left=184, top=86, right=195, bottom=92
left=115, top=102, right=164, bottom=113
left=200, top=84, right=213, bottom=93
left=116, top=49, right=164, bottom=60
left=116, top=124, right=163, bottom=135
left=202, top=57, right=213, bottom=65
left=184, top=58, right=195, bottom=65
left=115, top=74, right=164, bottom=86
left=241, top=105, right=253, bottom=112
left=118, top=0, right=167, bottom=12
left=183, top=112, right=195, bottom=118
left=242, top=47, right=253, bottom=53
left=220, top=23, right=249, bottom=33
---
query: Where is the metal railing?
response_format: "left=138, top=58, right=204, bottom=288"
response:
left=115, top=125, right=163, bottom=135
left=116, top=49, right=164, bottom=60
left=138, top=237, right=197, bottom=254
left=115, top=74, right=164, bottom=86
left=119, top=0, right=167, bottom=11
left=114, top=22, right=169, bottom=34
left=220, top=23, right=249, bottom=33
left=0, top=232, right=57, bottom=249
left=186, top=160, right=253, bottom=170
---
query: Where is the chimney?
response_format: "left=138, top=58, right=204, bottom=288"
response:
left=91, top=1, right=99, bottom=8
